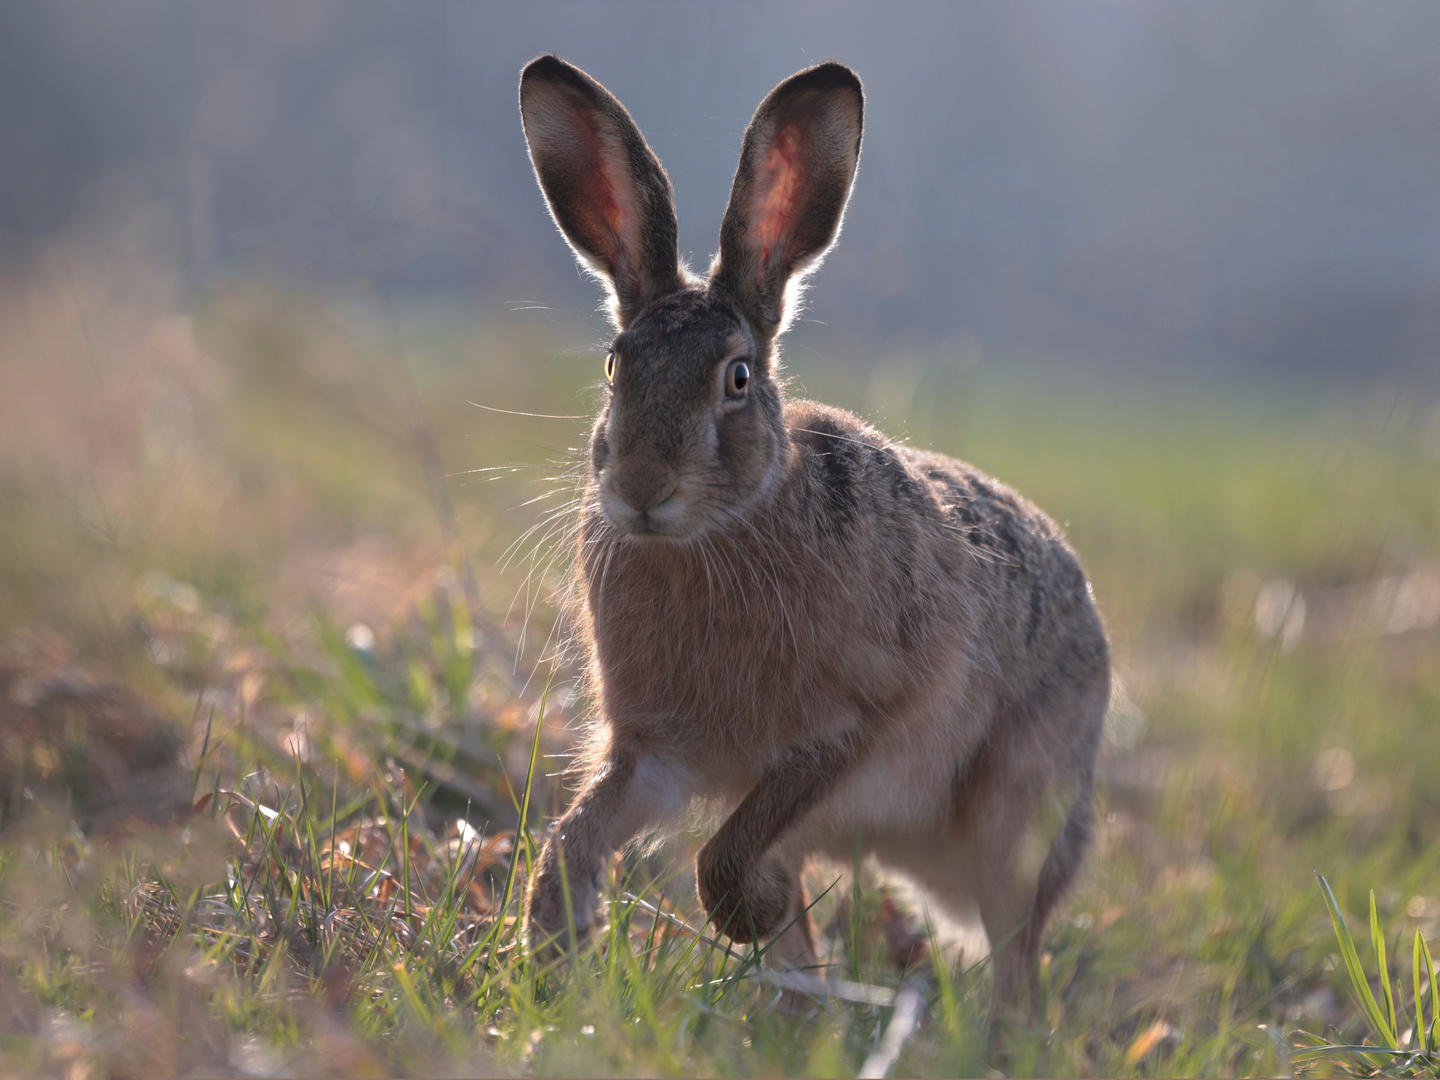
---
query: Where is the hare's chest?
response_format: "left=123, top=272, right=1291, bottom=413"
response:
left=586, top=549, right=838, bottom=755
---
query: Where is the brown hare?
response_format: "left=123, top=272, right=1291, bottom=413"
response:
left=518, top=54, right=1109, bottom=1020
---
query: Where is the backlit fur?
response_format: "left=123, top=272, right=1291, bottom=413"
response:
left=518, top=56, right=1109, bottom=1021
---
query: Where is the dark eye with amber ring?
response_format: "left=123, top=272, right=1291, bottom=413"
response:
left=725, top=359, right=750, bottom=398
left=604, top=352, right=616, bottom=383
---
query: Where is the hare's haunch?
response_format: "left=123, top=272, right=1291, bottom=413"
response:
left=518, top=55, right=1109, bottom=1020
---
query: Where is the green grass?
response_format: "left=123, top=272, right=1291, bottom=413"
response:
left=1295, top=875, right=1440, bottom=1075
left=0, top=263, right=1438, bottom=1076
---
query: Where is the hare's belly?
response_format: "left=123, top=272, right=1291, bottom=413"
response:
left=805, top=684, right=989, bottom=836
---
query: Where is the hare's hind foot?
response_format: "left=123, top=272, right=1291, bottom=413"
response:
left=866, top=707, right=1102, bottom=1020
left=978, top=797, right=1093, bottom=1024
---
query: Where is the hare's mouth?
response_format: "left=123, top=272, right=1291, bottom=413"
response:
left=600, top=488, right=693, bottom=540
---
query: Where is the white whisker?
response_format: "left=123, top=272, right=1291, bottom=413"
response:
left=468, top=401, right=589, bottom=420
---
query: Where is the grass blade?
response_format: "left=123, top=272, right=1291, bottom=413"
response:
left=496, top=665, right=552, bottom=949
left=1316, top=873, right=1398, bottom=1050
left=189, top=700, right=214, bottom=800
left=1422, top=930, right=1438, bottom=1054
left=1288, top=1044, right=1411, bottom=1064
left=1415, top=931, right=1426, bottom=1053
left=1369, top=889, right=1397, bottom=1044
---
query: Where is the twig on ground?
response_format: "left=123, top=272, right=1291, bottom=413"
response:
left=858, top=978, right=928, bottom=1078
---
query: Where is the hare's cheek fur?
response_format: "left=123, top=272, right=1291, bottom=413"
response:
left=706, top=391, right=786, bottom=524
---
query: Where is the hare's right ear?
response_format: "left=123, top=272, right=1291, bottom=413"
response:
left=520, top=56, right=683, bottom=328
left=711, top=63, right=863, bottom=338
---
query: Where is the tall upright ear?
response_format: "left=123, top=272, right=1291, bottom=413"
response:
left=519, top=55, right=683, bottom=327
left=711, top=63, right=863, bottom=338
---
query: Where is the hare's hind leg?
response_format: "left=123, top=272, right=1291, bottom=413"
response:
left=963, top=685, right=1105, bottom=1022
left=973, top=794, right=1093, bottom=1022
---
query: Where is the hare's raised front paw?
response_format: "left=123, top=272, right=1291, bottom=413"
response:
left=696, top=844, right=795, bottom=944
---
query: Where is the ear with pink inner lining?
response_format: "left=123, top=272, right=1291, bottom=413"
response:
left=712, top=63, right=863, bottom=337
left=520, top=55, right=682, bottom=328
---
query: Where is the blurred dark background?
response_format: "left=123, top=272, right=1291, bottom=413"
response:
left=2, top=0, right=1437, bottom=382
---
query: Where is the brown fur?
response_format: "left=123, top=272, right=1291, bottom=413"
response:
left=696, top=737, right=861, bottom=944
left=518, top=56, right=1109, bottom=1020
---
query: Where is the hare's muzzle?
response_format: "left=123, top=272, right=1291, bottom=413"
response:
left=600, top=463, right=689, bottom=539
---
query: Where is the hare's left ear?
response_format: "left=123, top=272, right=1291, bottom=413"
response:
left=520, top=55, right=683, bottom=328
left=711, top=63, right=863, bottom=338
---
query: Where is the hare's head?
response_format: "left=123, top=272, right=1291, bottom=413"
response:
left=520, top=56, right=862, bottom=540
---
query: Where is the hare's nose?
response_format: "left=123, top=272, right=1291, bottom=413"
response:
left=607, top=465, right=676, bottom=515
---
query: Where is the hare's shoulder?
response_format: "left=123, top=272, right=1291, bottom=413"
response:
left=896, top=445, right=1102, bottom=664
left=896, top=447, right=1064, bottom=562
left=782, top=402, right=1096, bottom=658
left=784, top=401, right=919, bottom=539
left=785, top=401, right=890, bottom=467
left=783, top=400, right=1060, bottom=554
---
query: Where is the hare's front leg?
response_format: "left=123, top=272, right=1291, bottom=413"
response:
left=525, top=743, right=688, bottom=956
left=696, top=740, right=859, bottom=962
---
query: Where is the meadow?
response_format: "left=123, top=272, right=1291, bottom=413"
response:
left=0, top=250, right=1438, bottom=1077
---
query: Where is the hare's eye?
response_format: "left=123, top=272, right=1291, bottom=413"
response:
left=604, top=352, right=616, bottom=383
left=725, top=360, right=750, bottom=398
